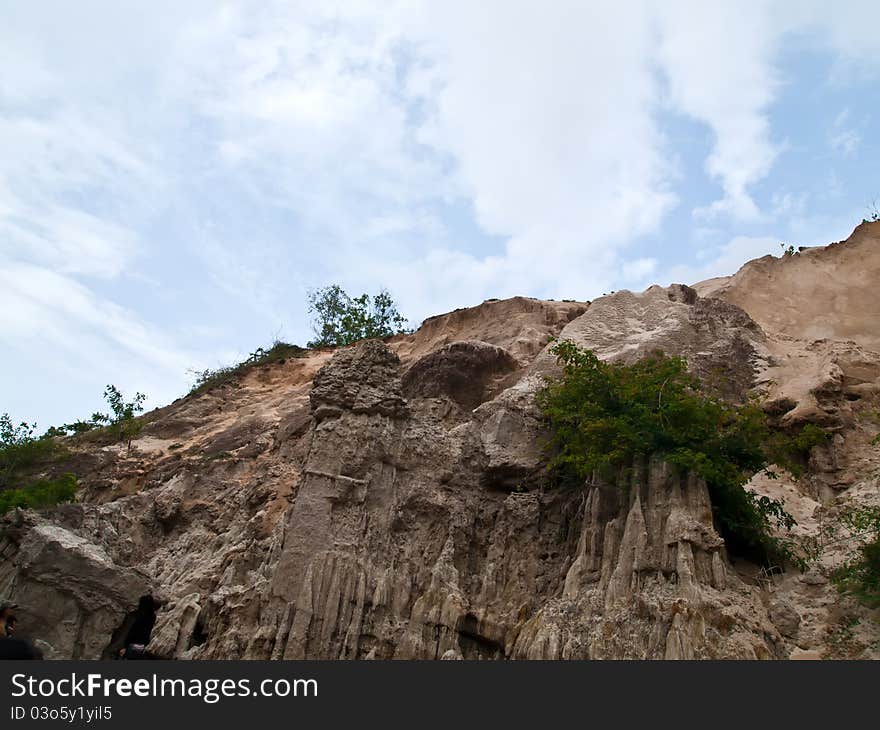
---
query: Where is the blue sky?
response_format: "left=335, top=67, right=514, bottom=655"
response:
left=1, top=0, right=879, bottom=429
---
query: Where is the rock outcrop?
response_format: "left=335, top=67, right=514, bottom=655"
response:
left=2, top=224, right=879, bottom=659
left=0, top=509, right=153, bottom=659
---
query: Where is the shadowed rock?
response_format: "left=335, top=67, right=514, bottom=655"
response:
left=402, top=340, right=519, bottom=411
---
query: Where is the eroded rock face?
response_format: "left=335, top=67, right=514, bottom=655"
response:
left=515, top=459, right=776, bottom=659
left=310, top=339, right=409, bottom=422
left=402, top=340, right=519, bottom=411
left=2, top=229, right=879, bottom=659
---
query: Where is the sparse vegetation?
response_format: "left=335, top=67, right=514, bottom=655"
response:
left=826, top=614, right=863, bottom=657
left=186, top=286, right=408, bottom=394
left=0, top=384, right=149, bottom=513
left=0, top=415, right=76, bottom=515
left=780, top=243, right=796, bottom=256
left=100, top=384, right=146, bottom=451
left=537, top=341, right=829, bottom=567
left=821, top=505, right=880, bottom=608
left=0, top=473, right=77, bottom=515
left=42, top=413, right=110, bottom=438
left=307, top=285, right=409, bottom=348
left=0, top=414, right=63, bottom=488
left=189, top=341, right=307, bottom=395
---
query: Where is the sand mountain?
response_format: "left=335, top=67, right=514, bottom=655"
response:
left=2, top=223, right=879, bottom=659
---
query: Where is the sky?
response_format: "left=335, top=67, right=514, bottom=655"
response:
left=1, top=0, right=879, bottom=429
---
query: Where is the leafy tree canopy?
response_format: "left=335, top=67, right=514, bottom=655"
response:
left=100, top=384, right=146, bottom=450
left=307, top=285, right=409, bottom=348
left=537, top=340, right=828, bottom=567
left=0, top=473, right=77, bottom=515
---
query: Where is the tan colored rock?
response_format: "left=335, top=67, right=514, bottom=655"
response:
left=695, top=221, right=880, bottom=352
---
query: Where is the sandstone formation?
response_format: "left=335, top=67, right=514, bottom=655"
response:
left=1, top=223, right=879, bottom=659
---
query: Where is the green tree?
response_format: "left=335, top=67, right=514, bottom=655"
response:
left=307, top=285, right=409, bottom=348
left=0, top=414, right=60, bottom=488
left=0, top=473, right=78, bottom=515
left=101, top=385, right=146, bottom=451
left=536, top=341, right=823, bottom=567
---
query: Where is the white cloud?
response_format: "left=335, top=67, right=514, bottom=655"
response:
left=787, top=1, right=880, bottom=80
left=660, top=235, right=779, bottom=286
left=0, top=6, right=197, bottom=422
left=621, top=258, right=659, bottom=283
left=771, top=191, right=809, bottom=219
left=829, top=108, right=862, bottom=156
left=0, top=263, right=196, bottom=417
left=656, top=1, right=781, bottom=222
left=0, top=106, right=154, bottom=277
left=397, top=1, right=677, bottom=304
left=2, top=1, right=880, bottom=424
left=0, top=195, right=137, bottom=278
left=830, top=128, right=861, bottom=156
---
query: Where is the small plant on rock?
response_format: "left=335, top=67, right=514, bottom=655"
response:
left=100, top=384, right=146, bottom=452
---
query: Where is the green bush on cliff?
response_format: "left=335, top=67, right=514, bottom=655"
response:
left=0, top=473, right=78, bottom=516
left=537, top=340, right=822, bottom=567
left=307, top=285, right=410, bottom=348
left=1, top=414, right=77, bottom=515
left=826, top=505, right=880, bottom=608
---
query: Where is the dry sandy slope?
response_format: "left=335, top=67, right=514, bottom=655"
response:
left=695, top=221, right=880, bottom=351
